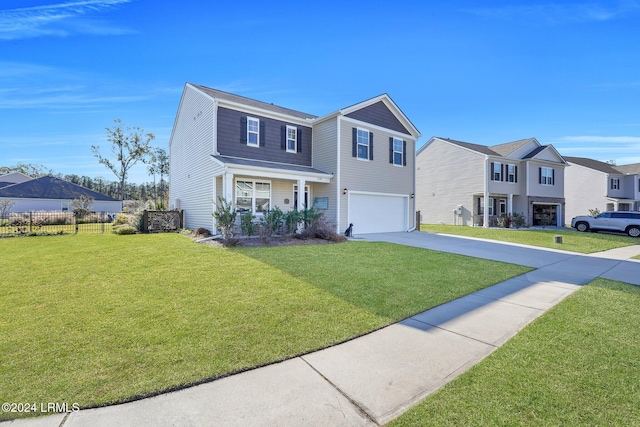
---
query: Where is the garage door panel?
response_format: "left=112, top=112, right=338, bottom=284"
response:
left=350, top=193, right=407, bottom=234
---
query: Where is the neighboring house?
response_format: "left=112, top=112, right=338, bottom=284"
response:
left=169, top=83, right=421, bottom=234
left=0, top=172, right=33, bottom=188
left=0, top=175, right=122, bottom=212
left=416, top=137, right=567, bottom=227
left=564, top=157, right=640, bottom=220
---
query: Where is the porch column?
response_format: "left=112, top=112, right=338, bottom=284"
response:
left=483, top=157, right=489, bottom=228
left=223, top=172, right=234, bottom=203
left=509, top=194, right=513, bottom=215
left=297, top=178, right=306, bottom=209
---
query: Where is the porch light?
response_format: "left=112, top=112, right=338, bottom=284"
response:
left=343, top=188, right=348, bottom=195
left=410, top=193, right=415, bottom=199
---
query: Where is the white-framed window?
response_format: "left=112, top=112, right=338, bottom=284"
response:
left=392, top=137, right=403, bottom=166
left=247, top=117, right=259, bottom=147
left=611, top=178, right=620, bottom=190
left=493, top=162, right=502, bottom=181
left=540, top=167, right=554, bottom=185
left=293, top=184, right=310, bottom=210
left=508, top=164, right=517, bottom=183
left=479, top=197, right=495, bottom=216
left=357, top=128, right=370, bottom=160
left=286, top=125, right=297, bottom=153
left=61, top=201, right=70, bottom=211
left=236, top=180, right=271, bottom=213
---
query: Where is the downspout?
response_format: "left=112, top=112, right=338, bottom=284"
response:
left=336, top=116, right=342, bottom=234
left=484, top=156, right=489, bottom=228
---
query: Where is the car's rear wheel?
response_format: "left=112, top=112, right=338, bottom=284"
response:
left=575, top=222, right=589, bottom=232
left=626, top=226, right=640, bottom=237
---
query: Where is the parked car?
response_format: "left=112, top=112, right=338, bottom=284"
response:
left=571, top=211, right=640, bottom=237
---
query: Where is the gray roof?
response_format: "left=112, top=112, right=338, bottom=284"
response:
left=0, top=176, right=119, bottom=201
left=489, top=138, right=535, bottom=156
left=615, top=162, right=640, bottom=174
left=564, top=157, right=622, bottom=174
left=436, top=137, right=500, bottom=156
left=191, top=84, right=317, bottom=120
left=522, top=145, right=548, bottom=159
left=212, top=156, right=332, bottom=176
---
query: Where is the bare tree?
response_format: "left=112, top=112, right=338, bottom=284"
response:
left=92, top=119, right=155, bottom=201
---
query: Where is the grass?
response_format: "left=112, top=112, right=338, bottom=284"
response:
left=0, top=234, right=530, bottom=420
left=389, top=278, right=640, bottom=426
left=421, top=224, right=639, bottom=253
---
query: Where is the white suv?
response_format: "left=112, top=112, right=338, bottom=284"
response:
left=571, top=211, right=640, bottom=237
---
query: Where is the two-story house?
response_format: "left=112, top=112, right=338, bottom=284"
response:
left=169, top=83, right=421, bottom=235
left=564, top=157, right=640, bottom=220
left=416, top=137, right=567, bottom=227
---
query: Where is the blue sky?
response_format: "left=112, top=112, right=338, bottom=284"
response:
left=2, top=0, right=640, bottom=183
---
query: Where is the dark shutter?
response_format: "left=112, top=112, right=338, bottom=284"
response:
left=490, top=162, right=495, bottom=181
left=539, top=167, right=542, bottom=184
left=281, top=126, right=286, bottom=150
left=259, top=121, right=265, bottom=147
left=297, top=128, right=302, bottom=153
left=501, top=164, right=505, bottom=181
left=551, top=168, right=555, bottom=185
left=389, top=137, right=394, bottom=163
left=477, top=197, right=482, bottom=215
left=369, top=132, right=374, bottom=160
left=240, top=117, right=247, bottom=144
left=493, top=198, right=497, bottom=214
left=352, top=128, right=357, bottom=157
left=515, top=166, right=518, bottom=183
left=403, top=140, right=407, bottom=166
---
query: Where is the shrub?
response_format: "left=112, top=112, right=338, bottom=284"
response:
left=258, top=207, right=284, bottom=243
left=212, top=197, right=238, bottom=243
left=496, top=214, right=512, bottom=229
left=240, top=210, right=257, bottom=237
left=283, top=209, right=302, bottom=235
left=112, top=225, right=137, bottom=235
left=511, top=212, right=527, bottom=229
left=589, top=208, right=601, bottom=217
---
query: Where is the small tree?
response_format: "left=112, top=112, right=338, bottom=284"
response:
left=588, top=208, right=601, bottom=217
left=240, top=210, right=257, bottom=237
left=92, top=119, right=155, bottom=201
left=70, top=195, right=94, bottom=218
left=0, top=200, right=15, bottom=225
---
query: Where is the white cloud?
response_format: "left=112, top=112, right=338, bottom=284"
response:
left=557, top=135, right=640, bottom=144
left=0, top=0, right=134, bottom=40
left=463, top=1, right=640, bottom=25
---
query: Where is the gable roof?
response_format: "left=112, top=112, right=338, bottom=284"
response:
left=435, top=137, right=500, bottom=156
left=0, top=172, right=33, bottom=188
left=190, top=84, right=317, bottom=120
left=564, top=156, right=622, bottom=174
left=489, top=138, right=537, bottom=157
left=0, top=176, right=119, bottom=201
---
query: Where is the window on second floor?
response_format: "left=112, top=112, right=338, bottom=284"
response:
left=611, top=178, right=620, bottom=190
left=540, top=167, right=554, bottom=185
left=391, top=137, right=404, bottom=166
left=286, top=126, right=297, bottom=153
left=508, top=164, right=517, bottom=183
left=492, top=162, right=502, bottom=181
left=247, top=117, right=260, bottom=147
left=352, top=127, right=373, bottom=161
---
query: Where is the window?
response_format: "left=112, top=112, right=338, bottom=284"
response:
left=235, top=180, right=271, bottom=213
left=392, top=137, right=403, bottom=166
left=247, top=117, right=259, bottom=147
left=540, top=167, right=554, bottom=185
left=286, top=126, right=297, bottom=153
left=357, top=128, right=370, bottom=160
left=492, top=162, right=502, bottom=181
left=611, top=178, right=620, bottom=190
left=293, top=184, right=309, bottom=210
left=479, top=197, right=495, bottom=216
left=507, top=164, right=517, bottom=183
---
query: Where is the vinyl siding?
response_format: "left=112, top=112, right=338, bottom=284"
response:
left=169, top=85, right=216, bottom=231
left=564, top=164, right=609, bottom=219
left=344, top=101, right=410, bottom=135
left=416, top=139, right=485, bottom=225
left=311, top=118, right=339, bottom=229
left=527, top=162, right=565, bottom=199
left=216, top=107, right=312, bottom=166
left=339, top=117, right=415, bottom=230
left=487, top=161, right=524, bottom=195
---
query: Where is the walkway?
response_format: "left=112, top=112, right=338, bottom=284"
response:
left=5, top=233, right=640, bottom=427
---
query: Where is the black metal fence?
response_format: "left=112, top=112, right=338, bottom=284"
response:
left=142, top=210, right=183, bottom=233
left=0, top=211, right=120, bottom=236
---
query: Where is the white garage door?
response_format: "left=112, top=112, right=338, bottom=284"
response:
left=349, top=193, right=408, bottom=234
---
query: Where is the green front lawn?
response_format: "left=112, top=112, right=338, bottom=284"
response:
left=389, top=278, right=640, bottom=426
left=0, top=234, right=529, bottom=420
left=421, top=224, right=638, bottom=253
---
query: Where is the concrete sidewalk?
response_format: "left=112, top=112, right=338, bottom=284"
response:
left=5, top=233, right=640, bottom=427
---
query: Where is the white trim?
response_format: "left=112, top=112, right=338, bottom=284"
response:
left=286, top=125, right=297, bottom=153
left=347, top=190, right=411, bottom=233
left=392, top=136, right=404, bottom=166
left=235, top=178, right=272, bottom=213
left=342, top=116, right=415, bottom=139
left=246, top=116, right=260, bottom=147
left=293, top=184, right=311, bottom=210
left=213, top=99, right=315, bottom=126
left=356, top=127, right=370, bottom=161
left=212, top=98, right=219, bottom=155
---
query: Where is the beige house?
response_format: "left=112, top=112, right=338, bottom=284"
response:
left=564, top=157, right=640, bottom=220
left=169, top=83, right=421, bottom=235
left=416, top=137, right=567, bottom=227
